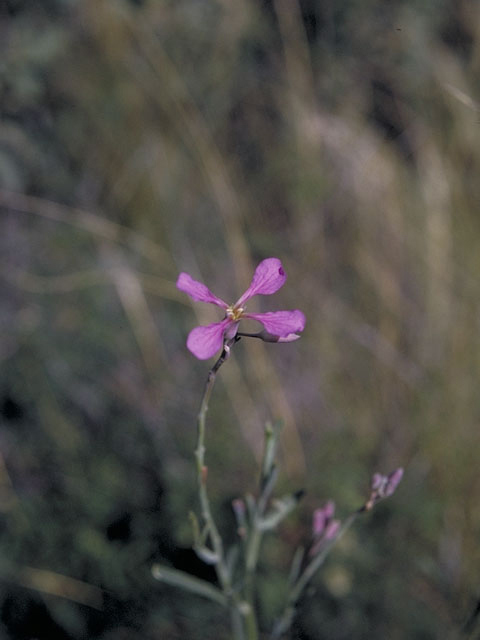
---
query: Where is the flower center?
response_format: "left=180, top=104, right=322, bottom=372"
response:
left=226, top=305, right=244, bottom=321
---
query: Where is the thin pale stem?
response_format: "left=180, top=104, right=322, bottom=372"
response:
left=194, top=336, right=259, bottom=639
left=195, top=338, right=237, bottom=590
left=241, top=432, right=280, bottom=640
left=231, top=606, right=246, bottom=640
left=271, top=509, right=364, bottom=639
left=244, top=523, right=261, bottom=632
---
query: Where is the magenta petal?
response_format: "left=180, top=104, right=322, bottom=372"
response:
left=186, top=319, right=231, bottom=360
left=177, top=273, right=228, bottom=308
left=244, top=310, right=306, bottom=337
left=235, top=258, right=287, bottom=306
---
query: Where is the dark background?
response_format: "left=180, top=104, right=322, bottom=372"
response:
left=1, top=0, right=479, bottom=638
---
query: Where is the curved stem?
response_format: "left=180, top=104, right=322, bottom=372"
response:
left=195, top=337, right=238, bottom=589
left=195, top=337, right=257, bottom=639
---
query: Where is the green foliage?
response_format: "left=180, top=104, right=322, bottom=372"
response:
left=1, top=0, right=479, bottom=637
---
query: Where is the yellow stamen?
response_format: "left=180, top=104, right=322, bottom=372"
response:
left=226, top=305, right=244, bottom=321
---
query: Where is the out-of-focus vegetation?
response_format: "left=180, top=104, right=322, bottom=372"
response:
left=0, top=0, right=479, bottom=637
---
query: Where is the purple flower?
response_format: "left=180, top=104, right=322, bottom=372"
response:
left=177, top=258, right=306, bottom=359
left=310, top=501, right=341, bottom=556
left=312, top=500, right=335, bottom=537
left=366, top=467, right=404, bottom=510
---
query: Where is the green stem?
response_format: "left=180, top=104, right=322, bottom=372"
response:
left=152, top=564, right=228, bottom=607
left=195, top=338, right=237, bottom=591
left=194, top=337, right=257, bottom=640
left=241, top=431, right=280, bottom=640
left=271, top=509, right=364, bottom=639
left=231, top=606, right=246, bottom=640
left=243, top=602, right=260, bottom=640
left=245, top=523, right=261, bottom=631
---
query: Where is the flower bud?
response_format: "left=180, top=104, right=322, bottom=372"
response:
left=366, top=467, right=404, bottom=510
left=324, top=519, right=341, bottom=540
left=258, top=330, right=301, bottom=343
left=310, top=500, right=341, bottom=556
left=384, top=468, right=404, bottom=497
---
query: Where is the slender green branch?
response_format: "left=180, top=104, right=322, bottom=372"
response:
left=231, top=605, right=247, bottom=640
left=271, top=508, right=364, bottom=639
left=241, top=426, right=282, bottom=640
left=194, top=337, right=238, bottom=591
left=292, top=510, right=361, bottom=600
left=194, top=336, right=259, bottom=639
left=152, top=564, right=228, bottom=607
left=242, top=519, right=261, bottom=639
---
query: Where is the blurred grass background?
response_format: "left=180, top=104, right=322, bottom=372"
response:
left=1, top=0, right=479, bottom=638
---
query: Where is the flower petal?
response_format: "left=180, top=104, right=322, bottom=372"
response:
left=235, top=258, right=286, bottom=306
left=244, top=310, right=306, bottom=337
left=186, top=319, right=231, bottom=360
left=176, top=273, right=228, bottom=308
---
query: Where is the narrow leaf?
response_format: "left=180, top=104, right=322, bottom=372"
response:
left=258, top=492, right=302, bottom=531
left=288, top=546, right=305, bottom=587
left=194, top=545, right=220, bottom=565
left=152, top=565, right=227, bottom=607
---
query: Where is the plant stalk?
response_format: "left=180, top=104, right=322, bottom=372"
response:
left=194, top=337, right=258, bottom=639
left=271, top=509, right=364, bottom=639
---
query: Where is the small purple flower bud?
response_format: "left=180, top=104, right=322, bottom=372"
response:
left=310, top=501, right=341, bottom=556
left=257, top=330, right=301, bottom=343
left=371, top=473, right=384, bottom=491
left=323, top=500, right=335, bottom=520
left=324, top=519, right=341, bottom=540
left=312, top=500, right=335, bottom=537
left=274, top=332, right=302, bottom=343
left=366, top=467, right=404, bottom=510
left=384, top=468, right=404, bottom=497
left=312, top=509, right=326, bottom=537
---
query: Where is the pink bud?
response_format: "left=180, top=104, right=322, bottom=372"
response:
left=276, top=333, right=301, bottom=343
left=367, top=467, right=404, bottom=509
left=310, top=501, right=341, bottom=556
left=323, top=500, right=335, bottom=520
left=258, top=330, right=301, bottom=343
left=312, top=500, right=336, bottom=536
left=384, top=468, right=404, bottom=497
left=371, top=473, right=384, bottom=491
left=312, top=509, right=326, bottom=536
left=325, top=519, right=340, bottom=540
